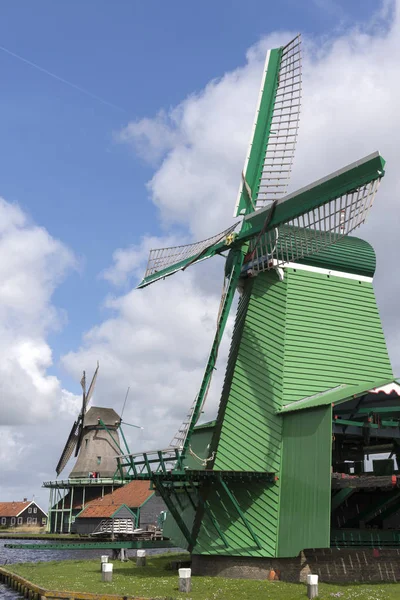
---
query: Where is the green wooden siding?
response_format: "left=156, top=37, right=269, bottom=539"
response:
left=194, top=481, right=277, bottom=556
left=296, top=235, right=376, bottom=277
left=194, top=271, right=286, bottom=557
left=213, top=271, right=286, bottom=472
left=235, top=48, right=281, bottom=216
left=277, top=405, right=332, bottom=557
left=282, top=268, right=393, bottom=404
left=190, top=243, right=393, bottom=558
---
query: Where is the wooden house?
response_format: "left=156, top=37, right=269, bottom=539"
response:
left=0, top=500, right=47, bottom=528
left=72, top=480, right=165, bottom=535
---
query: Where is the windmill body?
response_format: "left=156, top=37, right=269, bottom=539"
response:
left=113, top=35, right=400, bottom=573
left=43, top=366, right=126, bottom=533
left=69, top=407, right=122, bottom=478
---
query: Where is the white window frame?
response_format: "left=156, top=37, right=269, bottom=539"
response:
left=17, top=517, right=22, bottom=525
left=1, top=517, right=6, bottom=525
left=27, top=517, right=31, bottom=524
left=42, top=518, right=46, bottom=525
left=28, top=508, right=32, bottom=514
left=11, top=517, right=16, bottom=525
left=32, top=518, right=37, bottom=525
left=33, top=507, right=37, bottom=514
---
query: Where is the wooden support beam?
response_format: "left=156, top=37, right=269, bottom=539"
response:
left=184, top=485, right=198, bottom=512
left=331, top=488, right=354, bottom=512
left=157, top=451, right=167, bottom=475
left=219, top=479, right=262, bottom=549
left=347, top=491, right=400, bottom=527
left=195, top=488, right=230, bottom=549
left=154, top=482, right=193, bottom=547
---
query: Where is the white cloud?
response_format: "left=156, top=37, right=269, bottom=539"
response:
left=0, top=428, right=30, bottom=472
left=0, top=197, right=76, bottom=479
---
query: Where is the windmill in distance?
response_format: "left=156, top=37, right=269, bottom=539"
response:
left=45, top=363, right=128, bottom=533
left=56, top=362, right=100, bottom=476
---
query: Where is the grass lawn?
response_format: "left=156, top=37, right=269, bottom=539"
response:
left=6, top=552, right=400, bottom=600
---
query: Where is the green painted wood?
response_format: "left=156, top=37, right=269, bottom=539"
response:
left=277, top=406, right=332, bottom=557
left=282, top=268, right=393, bottom=405
left=235, top=48, right=282, bottom=216
left=169, top=233, right=393, bottom=558
left=278, top=378, right=397, bottom=415
left=297, top=235, right=376, bottom=277
left=213, top=271, right=286, bottom=473
left=138, top=153, right=386, bottom=288
left=192, top=271, right=285, bottom=557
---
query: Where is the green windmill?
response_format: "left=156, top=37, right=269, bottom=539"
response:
left=119, top=36, right=400, bottom=567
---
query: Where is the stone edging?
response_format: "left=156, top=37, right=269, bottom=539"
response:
left=0, top=567, right=151, bottom=600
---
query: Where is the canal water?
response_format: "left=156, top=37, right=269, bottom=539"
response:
left=0, top=538, right=177, bottom=599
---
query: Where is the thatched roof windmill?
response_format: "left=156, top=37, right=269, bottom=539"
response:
left=45, top=364, right=127, bottom=533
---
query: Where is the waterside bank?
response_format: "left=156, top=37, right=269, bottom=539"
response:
left=1, top=555, right=400, bottom=600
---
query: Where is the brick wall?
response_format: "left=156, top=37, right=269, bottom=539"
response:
left=192, top=548, right=400, bottom=583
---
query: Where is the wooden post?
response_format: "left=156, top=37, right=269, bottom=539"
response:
left=307, top=574, right=318, bottom=599
left=136, top=549, right=146, bottom=567
left=179, top=568, right=192, bottom=593
left=102, top=563, right=113, bottom=582
left=100, top=555, right=108, bottom=572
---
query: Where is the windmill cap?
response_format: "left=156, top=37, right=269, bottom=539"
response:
left=83, top=407, right=121, bottom=427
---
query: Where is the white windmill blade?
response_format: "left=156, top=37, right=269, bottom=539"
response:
left=235, top=34, right=302, bottom=216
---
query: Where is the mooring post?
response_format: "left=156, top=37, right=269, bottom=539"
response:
left=307, top=574, right=318, bottom=599
left=179, top=568, right=192, bottom=593
left=136, top=549, right=146, bottom=567
left=100, top=555, right=108, bottom=572
left=102, top=562, right=113, bottom=582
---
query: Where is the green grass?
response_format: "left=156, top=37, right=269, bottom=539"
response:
left=6, top=553, right=400, bottom=600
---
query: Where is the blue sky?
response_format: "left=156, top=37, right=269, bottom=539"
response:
left=1, top=0, right=399, bottom=503
left=0, top=0, right=381, bottom=367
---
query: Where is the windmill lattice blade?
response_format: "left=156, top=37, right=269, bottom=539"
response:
left=235, top=34, right=302, bottom=216
left=55, top=420, right=80, bottom=476
left=257, top=35, right=302, bottom=209
left=84, top=362, right=99, bottom=412
left=246, top=178, right=381, bottom=275
left=138, top=223, right=238, bottom=288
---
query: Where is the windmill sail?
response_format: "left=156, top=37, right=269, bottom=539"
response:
left=137, top=223, right=238, bottom=289
left=55, top=420, right=80, bottom=476
left=235, top=34, right=302, bottom=216
left=75, top=363, right=99, bottom=456
left=83, top=362, right=99, bottom=412
left=56, top=363, right=100, bottom=474
left=138, top=152, right=384, bottom=289
left=244, top=152, right=384, bottom=274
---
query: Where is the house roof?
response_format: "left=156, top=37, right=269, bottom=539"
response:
left=77, top=480, right=154, bottom=519
left=0, top=501, right=31, bottom=517
left=277, top=378, right=400, bottom=415
left=78, top=502, right=136, bottom=519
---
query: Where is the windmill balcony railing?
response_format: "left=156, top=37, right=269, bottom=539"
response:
left=117, top=447, right=184, bottom=480
left=42, top=477, right=125, bottom=488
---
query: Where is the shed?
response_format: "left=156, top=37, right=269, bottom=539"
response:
left=72, top=480, right=165, bottom=535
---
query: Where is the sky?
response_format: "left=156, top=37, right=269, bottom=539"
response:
left=0, top=0, right=399, bottom=508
